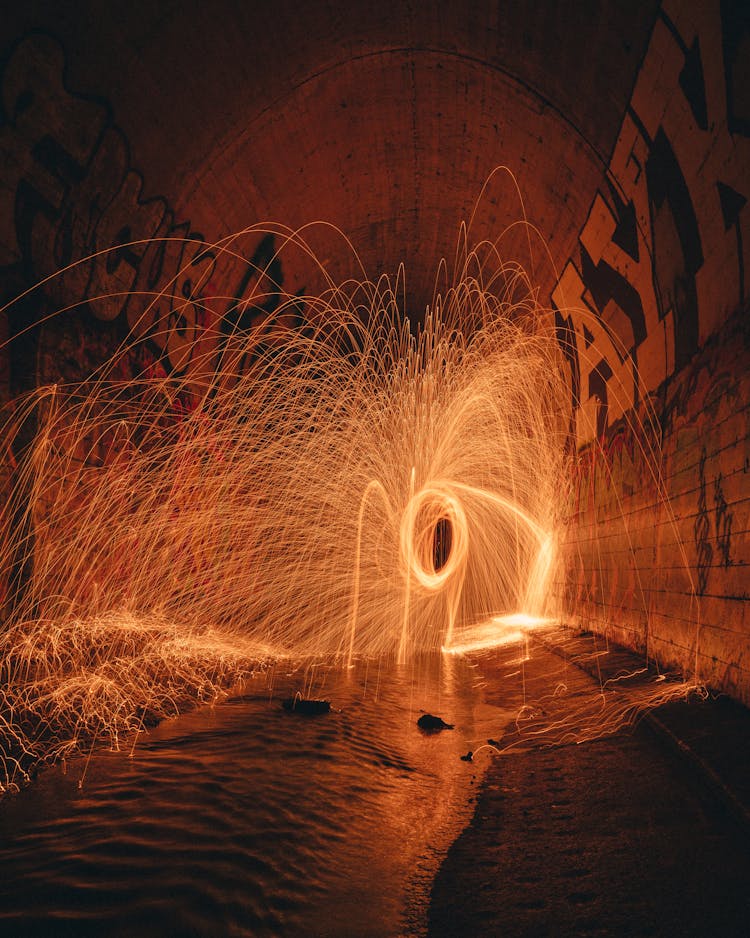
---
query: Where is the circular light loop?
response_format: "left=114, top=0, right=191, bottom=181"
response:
left=399, top=484, right=468, bottom=590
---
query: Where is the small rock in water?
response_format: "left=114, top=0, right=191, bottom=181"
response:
left=487, top=738, right=500, bottom=748
left=460, top=750, right=474, bottom=762
left=282, top=697, right=331, bottom=715
left=417, top=713, right=454, bottom=731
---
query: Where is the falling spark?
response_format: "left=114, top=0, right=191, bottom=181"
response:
left=0, top=220, right=698, bottom=792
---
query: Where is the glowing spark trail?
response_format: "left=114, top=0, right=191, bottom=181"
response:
left=0, top=222, right=697, bottom=792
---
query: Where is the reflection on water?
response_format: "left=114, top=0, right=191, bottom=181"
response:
left=0, top=653, right=514, bottom=937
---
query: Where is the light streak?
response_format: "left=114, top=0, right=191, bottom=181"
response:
left=0, top=221, right=699, bottom=792
left=441, top=614, right=552, bottom=656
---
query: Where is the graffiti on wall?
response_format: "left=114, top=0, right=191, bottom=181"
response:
left=554, top=0, right=749, bottom=449
left=560, top=298, right=748, bottom=669
left=0, top=33, right=305, bottom=403
left=665, top=309, right=748, bottom=598
left=694, top=442, right=734, bottom=596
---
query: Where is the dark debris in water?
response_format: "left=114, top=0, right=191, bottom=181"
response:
left=417, top=713, right=454, bottom=731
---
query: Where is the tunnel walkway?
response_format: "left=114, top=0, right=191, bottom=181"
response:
left=428, top=635, right=750, bottom=937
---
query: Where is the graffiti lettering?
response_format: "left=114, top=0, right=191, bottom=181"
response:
left=714, top=472, right=732, bottom=567
left=0, top=34, right=108, bottom=271
left=214, top=233, right=307, bottom=385
left=694, top=446, right=713, bottom=596
left=86, top=164, right=166, bottom=324
left=0, top=34, right=305, bottom=389
left=551, top=260, right=635, bottom=448
left=555, top=0, right=749, bottom=446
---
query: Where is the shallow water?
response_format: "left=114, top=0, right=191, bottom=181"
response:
left=0, top=653, right=514, bottom=937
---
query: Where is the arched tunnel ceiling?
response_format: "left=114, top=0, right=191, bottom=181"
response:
left=2, top=0, right=660, bottom=313
left=1, top=2, right=750, bottom=703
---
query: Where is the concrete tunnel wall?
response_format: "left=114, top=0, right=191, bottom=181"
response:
left=1, top=2, right=748, bottom=700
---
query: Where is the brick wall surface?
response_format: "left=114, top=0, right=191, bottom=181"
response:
left=555, top=306, right=750, bottom=703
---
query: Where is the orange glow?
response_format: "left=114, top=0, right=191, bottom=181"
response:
left=0, top=221, right=700, bottom=792
left=441, top=614, right=551, bottom=655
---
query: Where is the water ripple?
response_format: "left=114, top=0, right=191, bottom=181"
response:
left=0, top=654, right=503, bottom=937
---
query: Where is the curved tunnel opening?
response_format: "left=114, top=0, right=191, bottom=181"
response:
left=432, top=516, right=453, bottom=573
left=0, top=0, right=746, bottom=704
left=0, top=0, right=746, bottom=682
left=0, top=3, right=748, bottom=935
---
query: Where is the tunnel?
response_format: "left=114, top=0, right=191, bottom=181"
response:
left=0, top=1, right=749, bottom=935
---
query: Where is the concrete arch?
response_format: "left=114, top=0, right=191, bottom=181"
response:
left=1, top=0, right=748, bottom=700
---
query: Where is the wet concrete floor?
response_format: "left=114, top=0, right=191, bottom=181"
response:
left=429, top=635, right=750, bottom=937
